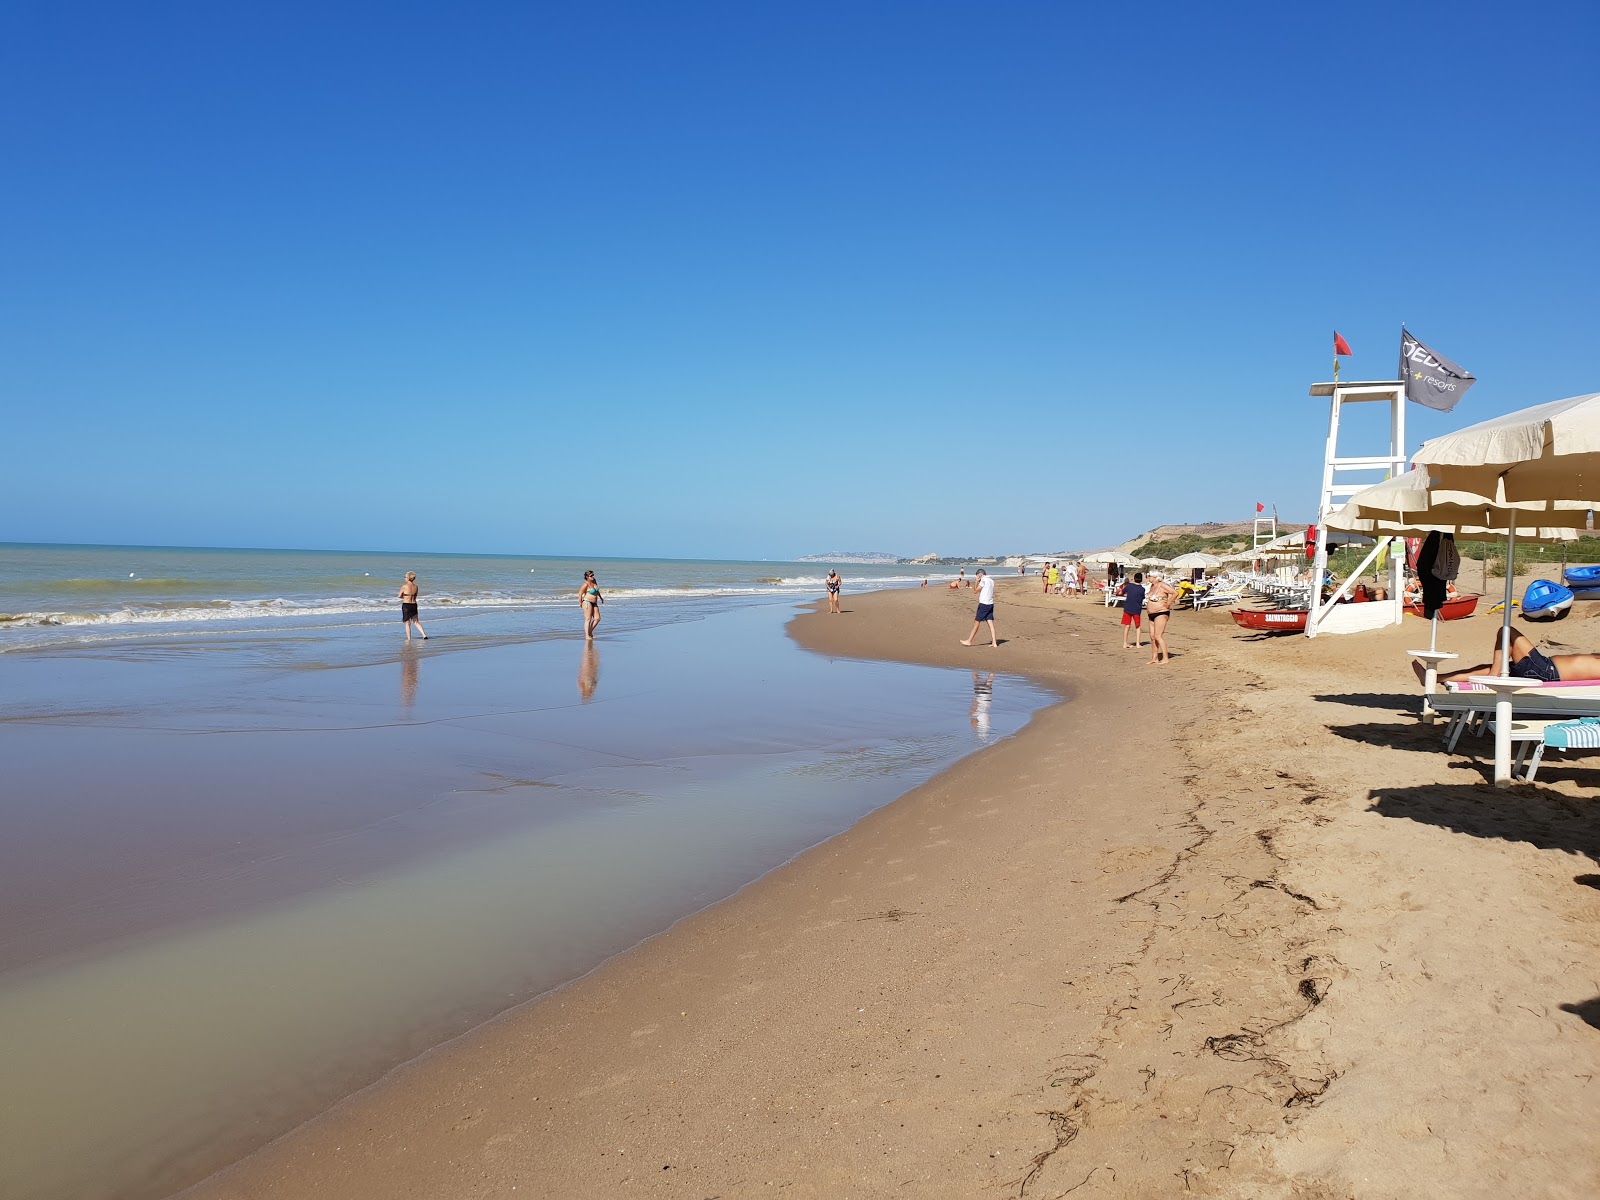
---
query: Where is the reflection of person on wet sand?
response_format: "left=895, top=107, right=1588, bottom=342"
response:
left=969, top=671, right=994, bottom=736
left=400, top=646, right=420, bottom=708
left=578, top=641, right=599, bottom=703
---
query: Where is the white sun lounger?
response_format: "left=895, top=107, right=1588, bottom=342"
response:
left=1427, top=682, right=1600, bottom=778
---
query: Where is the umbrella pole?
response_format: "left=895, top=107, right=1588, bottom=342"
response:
left=1492, top=527, right=1520, bottom=788
left=1430, top=612, right=1438, bottom=654
left=1500, top=528, right=1516, bottom=672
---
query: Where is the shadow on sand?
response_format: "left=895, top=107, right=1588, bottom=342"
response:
left=1328, top=721, right=1458, bottom=757
left=1560, top=996, right=1600, bottom=1030
left=1313, top=693, right=1419, bottom=715
left=1366, top=783, right=1600, bottom=863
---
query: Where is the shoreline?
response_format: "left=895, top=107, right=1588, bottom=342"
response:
left=187, top=579, right=1599, bottom=1197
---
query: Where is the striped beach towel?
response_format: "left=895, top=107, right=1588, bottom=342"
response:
left=1542, top=718, right=1600, bottom=749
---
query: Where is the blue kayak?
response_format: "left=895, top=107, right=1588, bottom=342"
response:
left=1523, top=578, right=1575, bottom=620
left=1564, top=565, right=1600, bottom=587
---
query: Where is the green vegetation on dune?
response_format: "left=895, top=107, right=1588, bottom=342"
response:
left=1128, top=532, right=1258, bottom=559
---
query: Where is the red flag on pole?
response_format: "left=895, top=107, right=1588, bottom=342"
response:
left=1256, top=502, right=1265, bottom=513
left=1333, top=332, right=1353, bottom=356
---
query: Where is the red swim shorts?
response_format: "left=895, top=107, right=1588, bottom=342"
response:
left=1121, top=612, right=1141, bottom=627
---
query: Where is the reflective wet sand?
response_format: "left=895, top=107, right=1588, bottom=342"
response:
left=0, top=603, right=1051, bottom=1200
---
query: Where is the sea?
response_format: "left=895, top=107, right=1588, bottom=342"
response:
left=0, top=543, right=1052, bottom=1200
left=0, top=542, right=941, bottom=652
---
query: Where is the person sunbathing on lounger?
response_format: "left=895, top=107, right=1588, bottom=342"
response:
left=1421, top=626, right=1600, bottom=687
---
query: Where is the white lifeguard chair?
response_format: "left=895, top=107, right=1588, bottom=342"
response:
left=1252, top=510, right=1277, bottom=559
left=1305, top=380, right=1407, bottom=637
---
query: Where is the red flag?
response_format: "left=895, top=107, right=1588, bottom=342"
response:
left=1333, top=332, right=1353, bottom=356
left=1305, top=524, right=1317, bottom=559
left=1255, top=501, right=1265, bottom=513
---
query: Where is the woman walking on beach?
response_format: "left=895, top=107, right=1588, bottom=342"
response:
left=579, top=570, right=604, bottom=640
left=825, top=570, right=842, bottom=615
left=399, top=572, right=427, bottom=642
left=1146, top=574, right=1178, bottom=665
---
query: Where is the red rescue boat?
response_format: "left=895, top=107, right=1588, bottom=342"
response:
left=1404, top=594, right=1480, bottom=620
left=1230, top=608, right=1309, bottom=632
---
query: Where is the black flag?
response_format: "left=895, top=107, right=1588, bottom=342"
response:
left=1400, top=330, right=1476, bottom=412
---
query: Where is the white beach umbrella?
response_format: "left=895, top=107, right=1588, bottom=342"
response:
left=1141, top=556, right=1172, bottom=567
left=1080, top=550, right=1142, bottom=567
left=1338, top=465, right=1591, bottom=529
left=1167, top=551, right=1223, bottom=570
left=1254, top=530, right=1308, bottom=553
left=1329, top=473, right=1580, bottom=786
left=1414, top=392, right=1600, bottom=503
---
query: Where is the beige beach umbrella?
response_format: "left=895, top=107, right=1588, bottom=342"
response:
left=1328, top=474, right=1581, bottom=787
left=1141, top=556, right=1172, bottom=567
left=1167, top=551, right=1224, bottom=570
left=1254, top=530, right=1308, bottom=553
left=1414, top=392, right=1600, bottom=503
left=1339, top=465, right=1591, bottom=529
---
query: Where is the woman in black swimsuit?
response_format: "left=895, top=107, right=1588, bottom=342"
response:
left=1146, top=575, right=1179, bottom=665
left=826, top=570, right=842, bottom=615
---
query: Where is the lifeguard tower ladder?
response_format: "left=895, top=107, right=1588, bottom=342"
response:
left=1251, top=510, right=1277, bottom=561
left=1306, top=380, right=1407, bottom=637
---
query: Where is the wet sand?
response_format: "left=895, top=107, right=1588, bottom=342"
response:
left=182, top=579, right=1599, bottom=1196
left=1, top=603, right=1050, bottom=1200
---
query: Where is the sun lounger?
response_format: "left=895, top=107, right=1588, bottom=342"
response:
left=1428, top=683, right=1600, bottom=770
left=1524, top=717, right=1600, bottom=780
left=1193, top=585, right=1244, bottom=610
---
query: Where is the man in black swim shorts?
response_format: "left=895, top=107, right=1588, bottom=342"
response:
left=398, top=571, right=427, bottom=642
left=1423, top=625, right=1600, bottom=688
left=961, top=568, right=999, bottom=648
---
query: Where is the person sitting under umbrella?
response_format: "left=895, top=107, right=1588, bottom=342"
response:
left=1422, top=626, right=1600, bottom=687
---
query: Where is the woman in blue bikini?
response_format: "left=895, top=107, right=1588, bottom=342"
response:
left=579, top=570, right=604, bottom=640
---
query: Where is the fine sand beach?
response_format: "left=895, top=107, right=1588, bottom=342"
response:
left=184, top=578, right=1600, bottom=1199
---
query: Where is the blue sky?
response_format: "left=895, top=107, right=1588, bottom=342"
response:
left=3, top=2, right=1596, bottom=558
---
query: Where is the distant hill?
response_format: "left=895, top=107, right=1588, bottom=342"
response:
left=1121, top=520, right=1309, bottom=561
left=1120, top=521, right=1305, bottom=563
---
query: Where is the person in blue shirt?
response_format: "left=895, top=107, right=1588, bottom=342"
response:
left=1120, top=572, right=1147, bottom=650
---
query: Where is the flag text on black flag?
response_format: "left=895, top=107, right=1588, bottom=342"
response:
left=1400, top=330, right=1476, bottom=412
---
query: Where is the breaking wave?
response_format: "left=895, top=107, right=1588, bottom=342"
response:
left=0, top=575, right=930, bottom=636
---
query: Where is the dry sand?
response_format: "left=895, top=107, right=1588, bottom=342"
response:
left=187, top=579, right=1599, bottom=1198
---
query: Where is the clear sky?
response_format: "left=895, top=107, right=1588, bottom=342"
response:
left=3, top=2, right=1596, bottom=559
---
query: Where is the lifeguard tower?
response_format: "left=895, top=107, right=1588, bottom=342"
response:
left=1305, top=380, right=1407, bottom=637
left=1251, top=508, right=1277, bottom=560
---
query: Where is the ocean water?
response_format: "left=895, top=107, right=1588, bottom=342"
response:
left=0, top=543, right=939, bottom=650
left=0, top=544, right=1053, bottom=1200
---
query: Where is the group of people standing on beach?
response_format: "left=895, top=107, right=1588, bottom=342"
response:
left=396, top=570, right=606, bottom=642
left=1038, top=560, right=1089, bottom=596
left=946, top=563, right=1178, bottom=664
left=1116, top=571, right=1177, bottom=666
